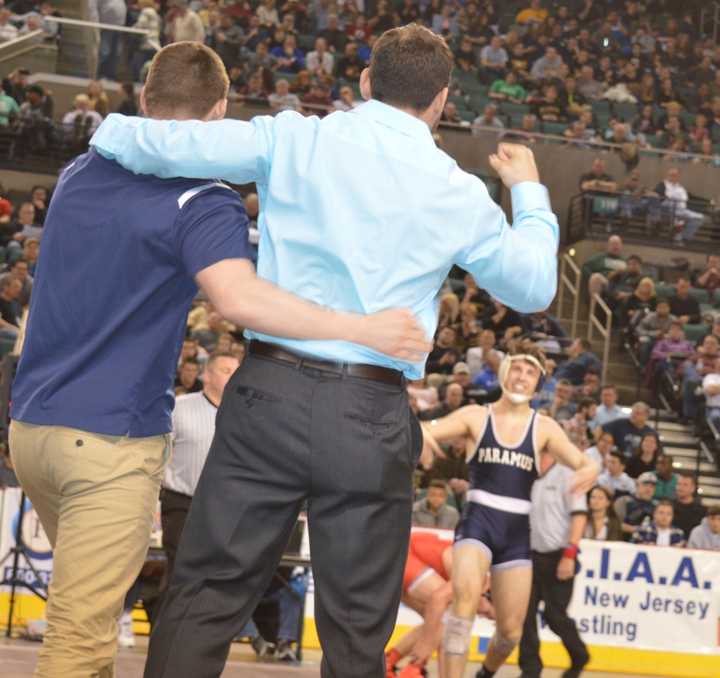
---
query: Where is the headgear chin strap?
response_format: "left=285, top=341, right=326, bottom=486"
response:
left=498, top=354, right=547, bottom=403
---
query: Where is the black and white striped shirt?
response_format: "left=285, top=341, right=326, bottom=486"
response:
left=164, top=392, right=217, bottom=497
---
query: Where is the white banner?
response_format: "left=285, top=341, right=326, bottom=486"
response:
left=0, top=488, right=52, bottom=593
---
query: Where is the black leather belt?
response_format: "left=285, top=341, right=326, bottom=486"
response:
left=248, top=340, right=404, bottom=386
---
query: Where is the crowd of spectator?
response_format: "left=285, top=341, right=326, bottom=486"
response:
left=4, top=1, right=720, bottom=162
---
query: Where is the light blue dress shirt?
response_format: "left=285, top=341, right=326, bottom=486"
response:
left=90, top=100, right=559, bottom=379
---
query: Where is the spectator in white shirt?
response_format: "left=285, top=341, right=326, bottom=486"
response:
left=585, top=430, right=614, bottom=473
left=651, top=166, right=705, bottom=245
left=62, top=94, right=104, bottom=137
left=530, top=46, right=565, bottom=81
left=268, top=78, right=301, bottom=112
left=479, top=36, right=508, bottom=79
left=0, top=9, right=18, bottom=43
left=166, top=0, right=205, bottom=44
left=471, top=103, right=505, bottom=136
left=702, top=356, right=720, bottom=429
left=466, top=328, right=504, bottom=379
left=306, top=37, right=334, bottom=76
left=598, top=451, right=636, bottom=498
left=594, top=384, right=627, bottom=427
left=256, top=0, right=280, bottom=27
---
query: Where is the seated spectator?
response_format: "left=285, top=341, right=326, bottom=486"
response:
left=549, top=379, right=576, bottom=422
left=573, top=370, right=600, bottom=403
left=482, top=298, right=523, bottom=345
left=618, top=472, right=657, bottom=538
left=636, top=297, right=675, bottom=363
left=653, top=453, right=677, bottom=500
left=0, top=257, right=32, bottom=307
left=209, top=14, right=245, bottom=69
left=582, top=235, right=625, bottom=299
left=606, top=254, right=643, bottom=310
left=584, top=485, right=623, bottom=541
left=0, top=9, right=18, bottom=43
left=594, top=384, right=626, bottom=427
left=489, top=70, right=527, bottom=103
left=412, top=480, right=459, bottom=530
left=532, top=84, right=565, bottom=123
left=0, top=274, right=21, bottom=339
left=471, top=104, right=505, bottom=135
left=0, top=87, right=19, bottom=127
left=688, top=506, right=720, bottom=550
left=530, top=46, right=564, bottom=81
left=692, top=254, right=720, bottom=301
left=424, top=437, right=469, bottom=505
left=62, top=94, right=103, bottom=144
left=668, top=277, right=701, bottom=326
left=17, top=84, right=54, bottom=152
left=466, top=328, right=503, bottom=378
left=334, top=41, right=363, bottom=82
left=554, top=338, right=601, bottom=386
left=702, top=356, right=720, bottom=430
left=306, top=37, right=334, bottom=76
left=562, top=397, right=595, bottom=450
left=648, top=320, right=694, bottom=385
left=431, top=3, right=459, bottom=39
left=318, top=14, right=347, bottom=54
left=175, top=359, right=203, bottom=396
left=256, top=0, right=280, bottom=27
left=271, top=35, right=305, bottom=73
left=426, top=326, right=460, bottom=375
left=450, top=361, right=472, bottom=395
left=130, top=0, right=161, bottom=81
left=579, top=158, right=618, bottom=194
left=576, top=64, right=603, bottom=101
left=682, top=334, right=720, bottom=422
left=650, top=167, right=706, bottom=245
left=418, top=383, right=464, bottom=421
left=602, top=401, right=657, bottom=459
left=585, top=430, right=614, bottom=470
left=301, top=82, right=332, bottom=115
left=479, top=36, right=508, bottom=83
left=289, top=70, right=312, bottom=96
left=621, top=276, right=656, bottom=329
left=599, top=451, right=636, bottom=498
left=532, top=358, right=557, bottom=411
left=516, top=0, right=548, bottom=26
left=632, top=104, right=658, bottom=138
left=672, top=473, right=706, bottom=540
left=8, top=201, right=42, bottom=249
left=524, top=309, right=566, bottom=354
left=457, top=303, right=480, bottom=350
left=631, top=500, right=685, bottom=547
left=626, top=433, right=661, bottom=479
left=333, top=85, right=358, bottom=112
left=440, top=101, right=462, bottom=125
left=268, top=78, right=301, bottom=112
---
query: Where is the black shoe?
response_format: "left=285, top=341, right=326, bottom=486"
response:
left=276, top=639, right=300, bottom=664
left=562, top=653, right=590, bottom=678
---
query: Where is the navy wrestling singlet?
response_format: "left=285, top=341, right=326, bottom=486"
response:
left=454, top=405, right=540, bottom=569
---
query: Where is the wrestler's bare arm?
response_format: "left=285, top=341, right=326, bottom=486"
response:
left=538, top=415, right=600, bottom=493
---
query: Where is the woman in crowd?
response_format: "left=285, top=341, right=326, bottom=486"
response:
left=626, top=432, right=662, bottom=479
left=585, top=485, right=623, bottom=541
left=622, top=276, right=656, bottom=328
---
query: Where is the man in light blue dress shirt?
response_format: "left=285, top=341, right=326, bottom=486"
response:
left=91, top=24, right=560, bottom=678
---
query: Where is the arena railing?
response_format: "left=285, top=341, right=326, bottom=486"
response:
left=556, top=251, right=581, bottom=339
left=588, top=292, right=612, bottom=385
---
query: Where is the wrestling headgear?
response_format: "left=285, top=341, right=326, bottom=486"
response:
left=498, top=353, right=547, bottom=404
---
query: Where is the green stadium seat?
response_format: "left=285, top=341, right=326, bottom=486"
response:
left=448, top=94, right=468, bottom=109
left=655, top=283, right=675, bottom=299
left=683, top=324, right=710, bottom=343
left=459, top=108, right=476, bottom=123
left=613, top=101, right=638, bottom=122
left=542, top=121, right=568, bottom=136
left=689, top=288, right=710, bottom=305
left=470, top=94, right=492, bottom=113
left=499, top=101, right=530, bottom=117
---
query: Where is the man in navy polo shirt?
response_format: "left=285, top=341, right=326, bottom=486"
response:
left=8, top=42, right=428, bottom=678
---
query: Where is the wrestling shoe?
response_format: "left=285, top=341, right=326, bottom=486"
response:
left=117, top=611, right=135, bottom=649
left=562, top=650, right=590, bottom=678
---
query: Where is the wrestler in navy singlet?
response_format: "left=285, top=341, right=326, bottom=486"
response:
left=454, top=405, right=539, bottom=569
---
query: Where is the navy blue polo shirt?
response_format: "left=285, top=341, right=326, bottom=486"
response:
left=11, top=149, right=250, bottom=437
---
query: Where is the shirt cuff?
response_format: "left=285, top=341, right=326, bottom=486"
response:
left=510, top=181, right=552, bottom=221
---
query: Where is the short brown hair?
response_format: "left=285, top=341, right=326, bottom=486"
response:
left=143, top=42, right=229, bottom=119
left=369, top=24, right=453, bottom=111
left=428, top=480, right=448, bottom=492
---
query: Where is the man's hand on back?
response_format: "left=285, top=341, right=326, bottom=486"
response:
left=489, top=142, right=540, bottom=188
left=354, top=309, right=432, bottom=362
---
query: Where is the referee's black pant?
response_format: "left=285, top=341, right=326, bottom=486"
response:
left=518, top=550, right=589, bottom=677
left=144, top=351, right=421, bottom=678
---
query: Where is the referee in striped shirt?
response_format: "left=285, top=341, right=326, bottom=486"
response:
left=161, top=351, right=240, bottom=585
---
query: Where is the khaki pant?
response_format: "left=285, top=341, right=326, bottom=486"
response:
left=9, top=421, right=170, bottom=678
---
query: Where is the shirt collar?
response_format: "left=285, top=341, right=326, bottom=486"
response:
left=353, top=99, right=434, bottom=143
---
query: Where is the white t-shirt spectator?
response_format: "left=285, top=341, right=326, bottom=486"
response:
left=168, top=10, right=205, bottom=43
left=466, top=346, right=504, bottom=379
left=598, top=470, right=636, bottom=497
left=703, top=373, right=720, bottom=408
left=63, top=109, right=103, bottom=136
left=480, top=44, right=508, bottom=67
left=0, top=18, right=18, bottom=43
left=268, top=92, right=302, bottom=112
left=306, top=50, right=334, bottom=76
left=663, top=181, right=689, bottom=210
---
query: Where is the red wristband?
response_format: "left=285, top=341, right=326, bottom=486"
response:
left=563, top=545, right=579, bottom=560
